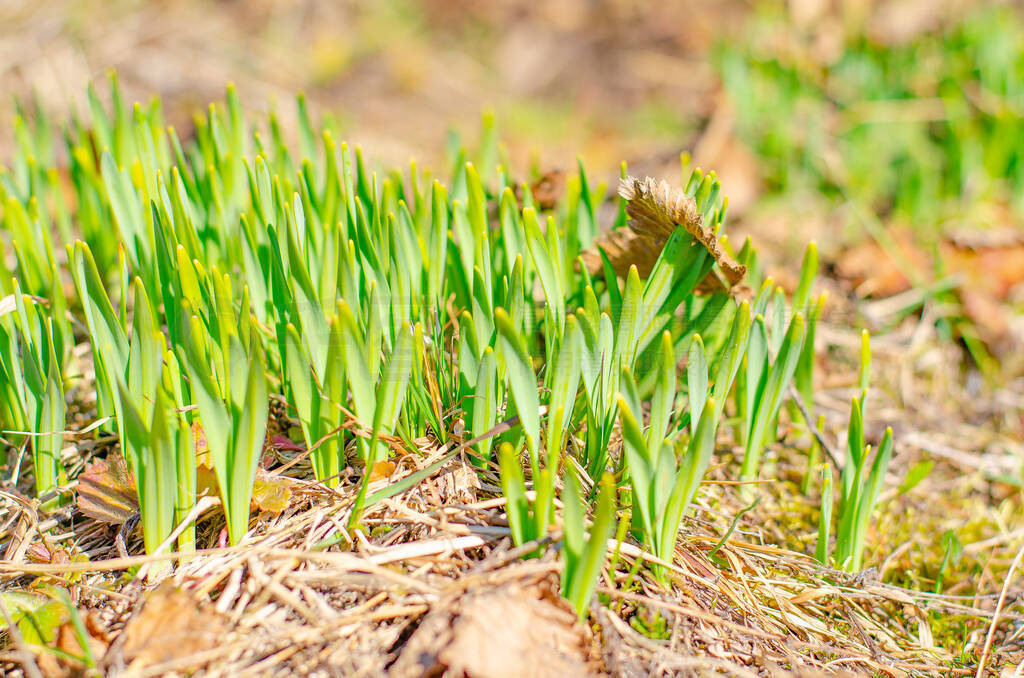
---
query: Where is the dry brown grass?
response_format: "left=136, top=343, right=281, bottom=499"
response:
left=0, top=300, right=1020, bottom=675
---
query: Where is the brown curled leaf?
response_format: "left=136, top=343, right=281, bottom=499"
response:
left=619, top=175, right=747, bottom=286
left=76, top=454, right=138, bottom=525
left=582, top=175, right=746, bottom=290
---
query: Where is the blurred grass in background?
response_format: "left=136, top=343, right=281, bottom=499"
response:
left=722, top=3, right=1024, bottom=227
left=717, top=2, right=1024, bottom=372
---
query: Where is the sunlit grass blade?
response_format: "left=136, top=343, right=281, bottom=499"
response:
left=562, top=471, right=617, bottom=620
left=740, top=313, right=805, bottom=482
left=815, top=464, right=833, bottom=565
left=546, top=315, right=582, bottom=466
left=686, top=334, right=708, bottom=438
left=499, top=442, right=530, bottom=547
left=660, top=396, right=717, bottom=562
left=495, top=307, right=541, bottom=472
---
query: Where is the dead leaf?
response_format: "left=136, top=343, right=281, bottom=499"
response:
left=939, top=240, right=1024, bottom=350
left=121, top=583, right=226, bottom=670
left=76, top=455, right=138, bottom=525
left=250, top=470, right=294, bottom=514
left=368, top=460, right=397, bottom=482
left=516, top=169, right=566, bottom=210
left=26, top=542, right=88, bottom=584
left=619, top=175, right=746, bottom=285
left=834, top=229, right=929, bottom=297
left=835, top=228, right=1024, bottom=351
left=269, top=433, right=305, bottom=452
left=581, top=226, right=664, bottom=279
left=26, top=542, right=71, bottom=566
left=391, top=577, right=596, bottom=678
left=938, top=240, right=1024, bottom=301
left=50, top=615, right=109, bottom=674
left=581, top=175, right=746, bottom=291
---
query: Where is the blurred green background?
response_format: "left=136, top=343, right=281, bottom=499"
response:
left=2, top=0, right=1022, bottom=370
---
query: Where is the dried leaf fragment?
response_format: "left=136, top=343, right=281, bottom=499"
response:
left=121, top=584, right=226, bottom=670
left=250, top=469, right=294, bottom=514
left=619, top=175, right=746, bottom=286
left=582, top=175, right=746, bottom=290
left=515, top=169, right=567, bottom=210
left=618, top=175, right=702, bottom=244
left=835, top=228, right=1024, bottom=352
left=26, top=542, right=88, bottom=584
left=392, top=578, right=596, bottom=678
left=46, top=612, right=110, bottom=675
left=368, top=459, right=397, bottom=482
left=76, top=455, right=138, bottom=525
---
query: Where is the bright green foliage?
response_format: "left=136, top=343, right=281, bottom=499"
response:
left=118, top=279, right=196, bottom=554
left=719, top=5, right=1024, bottom=228
left=118, top=382, right=192, bottom=557
left=0, top=290, right=66, bottom=497
left=617, top=330, right=729, bottom=576
left=561, top=470, right=617, bottom=619
left=0, top=77, right=893, bottom=603
left=817, top=331, right=895, bottom=572
left=738, top=307, right=806, bottom=483
left=496, top=307, right=542, bottom=473
left=815, top=464, right=832, bottom=565
left=177, top=290, right=269, bottom=547
left=349, top=319, right=415, bottom=526
left=793, top=243, right=825, bottom=416
left=498, top=442, right=553, bottom=553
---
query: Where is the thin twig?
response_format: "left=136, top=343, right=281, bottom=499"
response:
left=788, top=384, right=840, bottom=467
left=976, top=540, right=1024, bottom=678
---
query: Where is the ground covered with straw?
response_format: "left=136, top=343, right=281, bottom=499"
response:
left=3, top=314, right=1022, bottom=677
left=1, top=2, right=1023, bottom=677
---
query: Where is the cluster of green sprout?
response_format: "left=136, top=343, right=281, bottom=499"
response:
left=0, top=76, right=892, bottom=618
